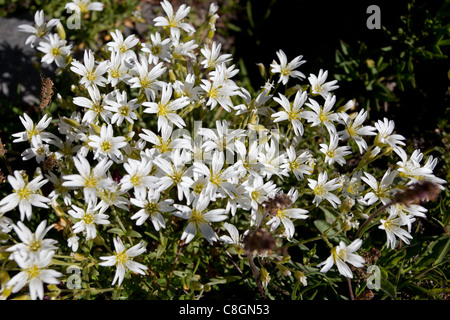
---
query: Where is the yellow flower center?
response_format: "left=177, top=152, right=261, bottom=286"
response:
left=290, top=161, right=300, bottom=171
left=346, top=125, right=356, bottom=137
left=115, top=251, right=128, bottom=265
left=314, top=185, right=325, bottom=196
left=110, top=68, right=121, bottom=78
left=145, top=202, right=158, bottom=215
left=51, top=47, right=61, bottom=57
left=207, top=86, right=220, bottom=99
left=151, top=45, right=162, bottom=56
left=101, top=140, right=112, bottom=153
left=92, top=103, right=104, bottom=114
left=332, top=246, right=347, bottom=262
left=326, top=150, right=336, bottom=158
left=82, top=212, right=95, bottom=225
left=86, top=71, right=97, bottom=82
left=251, top=190, right=261, bottom=200
left=313, top=84, right=323, bottom=93
left=119, top=105, right=130, bottom=117
left=276, top=209, right=285, bottom=218
left=130, top=174, right=141, bottom=186
left=157, top=102, right=170, bottom=118
left=190, top=209, right=205, bottom=224
left=119, top=44, right=128, bottom=54
left=16, top=186, right=31, bottom=200
left=169, top=167, right=184, bottom=184
left=281, top=67, right=290, bottom=76
left=29, top=239, right=42, bottom=252
left=27, top=124, right=39, bottom=141
left=26, top=265, right=41, bottom=279
left=140, top=77, right=152, bottom=88
left=210, top=171, right=223, bottom=186
left=84, top=174, right=98, bottom=188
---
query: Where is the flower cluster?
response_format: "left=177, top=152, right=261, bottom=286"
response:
left=0, top=0, right=445, bottom=299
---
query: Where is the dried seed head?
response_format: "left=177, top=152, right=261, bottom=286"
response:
left=243, top=229, right=276, bottom=255
left=0, top=138, right=6, bottom=157
left=43, top=155, right=57, bottom=171
left=394, top=180, right=442, bottom=206
left=262, top=191, right=293, bottom=217
left=0, top=169, right=5, bottom=183
left=40, top=74, right=54, bottom=110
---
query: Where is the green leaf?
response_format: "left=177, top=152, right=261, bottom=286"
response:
left=434, top=238, right=450, bottom=266
left=313, top=219, right=331, bottom=234
left=107, top=227, right=125, bottom=236
left=126, top=230, right=142, bottom=238
left=380, top=279, right=397, bottom=299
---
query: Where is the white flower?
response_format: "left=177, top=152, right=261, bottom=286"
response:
left=7, top=250, right=62, bottom=300
left=282, top=145, right=312, bottom=180
left=193, top=150, right=240, bottom=199
left=319, top=132, right=351, bottom=166
left=120, top=156, right=159, bottom=198
left=201, top=66, right=240, bottom=112
left=200, top=41, right=232, bottom=69
left=374, top=118, right=406, bottom=152
left=303, top=95, right=339, bottom=134
left=74, top=85, right=112, bottom=123
left=130, top=189, right=174, bottom=229
left=141, top=32, right=172, bottom=64
left=68, top=200, right=109, bottom=240
left=219, top=222, right=244, bottom=254
left=337, top=109, right=376, bottom=153
left=173, top=195, right=227, bottom=245
left=379, top=211, right=414, bottom=249
left=0, top=171, right=50, bottom=221
left=65, top=0, right=103, bottom=14
left=128, top=57, right=166, bottom=101
left=308, top=69, right=339, bottom=98
left=70, top=49, right=108, bottom=88
left=88, top=124, right=127, bottom=163
left=258, top=139, right=289, bottom=179
left=18, top=10, right=59, bottom=48
left=308, top=171, right=342, bottom=209
left=21, top=135, right=50, bottom=164
left=7, top=220, right=58, bottom=261
left=361, top=168, right=398, bottom=205
left=245, top=176, right=278, bottom=212
left=99, top=237, right=147, bottom=286
left=272, top=90, right=308, bottom=136
left=266, top=189, right=308, bottom=239
left=153, top=0, right=195, bottom=39
left=172, top=36, right=198, bottom=59
left=97, top=182, right=130, bottom=213
left=387, top=204, right=424, bottom=233
left=62, top=155, right=113, bottom=204
left=139, top=124, right=191, bottom=155
left=395, top=148, right=444, bottom=187
left=270, top=49, right=306, bottom=85
left=106, top=50, right=129, bottom=87
left=107, top=29, right=139, bottom=59
left=143, top=83, right=189, bottom=131
left=173, top=73, right=202, bottom=103
left=68, top=235, right=79, bottom=252
left=318, top=239, right=365, bottom=278
left=37, top=33, right=71, bottom=68
left=154, top=149, right=192, bottom=201
left=12, top=113, right=54, bottom=144
left=104, top=90, right=139, bottom=126
left=199, top=120, right=246, bottom=155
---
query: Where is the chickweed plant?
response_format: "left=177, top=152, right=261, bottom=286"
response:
left=0, top=0, right=446, bottom=300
